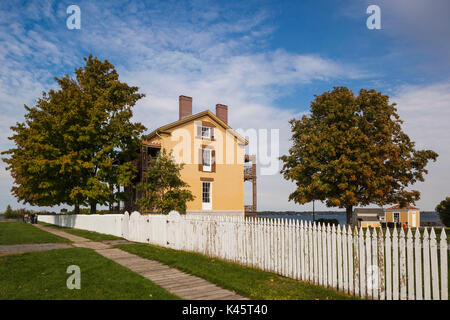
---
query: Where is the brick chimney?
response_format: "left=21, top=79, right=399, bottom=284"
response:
left=215, top=104, right=228, bottom=124
left=179, top=95, right=192, bottom=120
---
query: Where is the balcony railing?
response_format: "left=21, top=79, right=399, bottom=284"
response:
left=244, top=166, right=255, bottom=181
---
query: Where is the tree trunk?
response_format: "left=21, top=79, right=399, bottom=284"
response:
left=346, top=206, right=353, bottom=226
left=90, top=202, right=97, bottom=215
left=74, top=204, right=80, bottom=215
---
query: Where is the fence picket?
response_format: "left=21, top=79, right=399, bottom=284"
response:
left=365, top=227, right=372, bottom=299
left=378, top=228, right=385, bottom=300
left=406, top=228, right=414, bottom=300
left=430, top=228, right=440, bottom=300
left=399, top=228, right=407, bottom=300
left=353, top=227, right=360, bottom=296
left=392, top=228, right=399, bottom=300
left=372, top=228, right=379, bottom=300
left=423, top=228, right=431, bottom=300
left=347, top=226, right=354, bottom=295
left=440, top=228, right=448, bottom=300
left=414, top=228, right=423, bottom=300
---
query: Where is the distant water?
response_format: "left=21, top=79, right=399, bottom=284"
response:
left=257, top=213, right=440, bottom=225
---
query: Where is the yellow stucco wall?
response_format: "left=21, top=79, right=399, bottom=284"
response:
left=384, top=210, right=420, bottom=227
left=147, top=115, right=245, bottom=213
left=361, top=221, right=381, bottom=228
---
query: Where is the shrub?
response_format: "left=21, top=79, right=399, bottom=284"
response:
left=3, top=205, right=34, bottom=219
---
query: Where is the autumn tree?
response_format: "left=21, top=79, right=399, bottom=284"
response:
left=280, top=87, right=438, bottom=225
left=2, top=55, right=145, bottom=214
left=137, top=149, right=194, bottom=214
left=436, top=197, right=450, bottom=227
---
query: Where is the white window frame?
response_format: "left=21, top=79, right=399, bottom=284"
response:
left=202, top=148, right=212, bottom=172
left=201, top=126, right=211, bottom=139
left=202, top=181, right=212, bottom=210
left=393, top=212, right=400, bottom=223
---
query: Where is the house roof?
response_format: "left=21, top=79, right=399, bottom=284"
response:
left=385, top=204, right=419, bottom=210
left=354, top=208, right=384, bottom=215
left=358, top=216, right=380, bottom=222
left=143, top=110, right=248, bottom=145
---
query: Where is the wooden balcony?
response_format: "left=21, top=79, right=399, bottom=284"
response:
left=244, top=166, right=255, bottom=181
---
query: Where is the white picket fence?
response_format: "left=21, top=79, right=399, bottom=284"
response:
left=124, top=212, right=448, bottom=300
left=40, top=212, right=448, bottom=300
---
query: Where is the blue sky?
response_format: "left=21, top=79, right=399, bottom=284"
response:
left=1, top=0, right=449, bottom=212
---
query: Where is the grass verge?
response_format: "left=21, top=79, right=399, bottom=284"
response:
left=115, top=243, right=358, bottom=300
left=0, top=247, right=179, bottom=300
left=0, top=222, right=70, bottom=245
left=38, top=221, right=122, bottom=242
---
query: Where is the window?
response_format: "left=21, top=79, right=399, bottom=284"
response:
left=393, top=212, right=400, bottom=223
left=202, top=182, right=212, bottom=210
left=202, top=148, right=212, bottom=172
left=201, top=126, right=211, bottom=139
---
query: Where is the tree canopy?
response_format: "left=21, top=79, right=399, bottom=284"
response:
left=137, top=149, right=194, bottom=214
left=436, top=197, right=450, bottom=227
left=2, top=54, right=145, bottom=213
left=280, top=87, right=438, bottom=224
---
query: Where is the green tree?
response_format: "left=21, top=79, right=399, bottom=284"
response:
left=2, top=55, right=145, bottom=214
left=280, top=87, right=438, bottom=225
left=436, top=197, right=450, bottom=227
left=137, top=149, right=194, bottom=214
left=4, top=205, right=13, bottom=218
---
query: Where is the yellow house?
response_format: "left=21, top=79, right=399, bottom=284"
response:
left=126, top=95, right=257, bottom=216
left=384, top=204, right=420, bottom=228
left=354, top=208, right=383, bottom=228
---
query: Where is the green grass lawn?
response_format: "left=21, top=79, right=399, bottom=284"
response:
left=115, top=243, right=358, bottom=300
left=0, top=222, right=70, bottom=245
left=0, top=247, right=179, bottom=300
left=38, top=221, right=123, bottom=241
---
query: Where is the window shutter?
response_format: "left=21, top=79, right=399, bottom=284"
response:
left=211, top=127, right=215, bottom=140
left=197, top=125, right=202, bottom=139
left=198, top=148, right=203, bottom=171
left=211, top=149, right=216, bottom=172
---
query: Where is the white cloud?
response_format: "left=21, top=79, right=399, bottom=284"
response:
left=0, top=0, right=368, bottom=212
left=391, top=82, right=450, bottom=210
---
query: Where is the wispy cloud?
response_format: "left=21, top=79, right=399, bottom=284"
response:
left=3, top=0, right=444, bottom=212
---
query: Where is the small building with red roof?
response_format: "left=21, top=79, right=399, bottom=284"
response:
left=384, top=204, right=420, bottom=228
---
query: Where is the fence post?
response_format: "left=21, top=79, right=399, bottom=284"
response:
left=440, top=228, right=448, bottom=300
